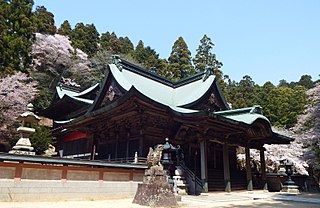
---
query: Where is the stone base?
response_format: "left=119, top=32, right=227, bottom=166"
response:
left=133, top=168, right=178, bottom=207
left=281, top=185, right=300, bottom=193
left=9, top=150, right=35, bottom=155
left=132, top=183, right=178, bottom=207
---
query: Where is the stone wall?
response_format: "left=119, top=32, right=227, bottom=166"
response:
left=0, top=161, right=144, bottom=201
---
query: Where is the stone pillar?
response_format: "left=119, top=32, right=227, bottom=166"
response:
left=260, top=148, right=267, bottom=190
left=245, top=147, right=253, bottom=191
left=223, top=142, right=231, bottom=192
left=200, top=140, right=208, bottom=192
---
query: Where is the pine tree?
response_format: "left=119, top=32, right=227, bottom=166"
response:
left=0, top=0, right=35, bottom=75
left=33, top=5, right=56, bottom=35
left=167, top=37, right=195, bottom=81
left=57, top=20, right=72, bottom=36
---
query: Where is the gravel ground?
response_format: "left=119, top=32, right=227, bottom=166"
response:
left=0, top=191, right=319, bottom=208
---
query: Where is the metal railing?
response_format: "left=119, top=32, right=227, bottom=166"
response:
left=179, top=163, right=203, bottom=195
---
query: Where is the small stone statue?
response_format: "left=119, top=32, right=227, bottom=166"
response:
left=146, top=144, right=164, bottom=168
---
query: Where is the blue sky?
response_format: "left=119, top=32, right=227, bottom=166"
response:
left=34, top=0, right=319, bottom=85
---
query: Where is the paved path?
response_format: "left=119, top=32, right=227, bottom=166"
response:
left=0, top=191, right=319, bottom=208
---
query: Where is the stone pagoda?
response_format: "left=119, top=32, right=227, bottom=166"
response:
left=9, top=103, right=40, bottom=155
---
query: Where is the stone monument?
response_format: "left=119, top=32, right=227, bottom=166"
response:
left=132, top=144, right=178, bottom=207
left=9, top=103, right=40, bottom=155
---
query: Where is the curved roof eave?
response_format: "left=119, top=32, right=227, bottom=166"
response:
left=109, top=63, right=218, bottom=109
left=213, top=105, right=270, bottom=125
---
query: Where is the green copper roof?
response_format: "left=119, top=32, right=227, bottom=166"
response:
left=55, top=83, right=99, bottom=104
left=109, top=63, right=217, bottom=113
left=214, top=105, right=270, bottom=125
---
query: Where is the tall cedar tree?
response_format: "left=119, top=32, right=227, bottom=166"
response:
left=33, top=5, right=56, bottom=35
left=70, top=23, right=99, bottom=57
left=0, top=0, right=35, bottom=76
left=167, top=37, right=195, bottom=81
left=57, top=20, right=72, bottom=36
left=193, top=35, right=222, bottom=73
left=193, top=34, right=226, bottom=92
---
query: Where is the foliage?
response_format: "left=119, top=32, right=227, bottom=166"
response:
left=0, top=0, right=35, bottom=75
left=225, top=75, right=307, bottom=128
left=33, top=5, right=56, bottom=35
left=193, top=35, right=223, bottom=74
left=0, top=72, right=38, bottom=140
left=296, top=75, right=314, bottom=89
left=193, top=34, right=228, bottom=92
left=30, top=125, right=52, bottom=155
left=57, top=20, right=72, bottom=36
left=262, top=85, right=307, bottom=127
left=166, top=37, right=195, bottom=81
left=100, top=32, right=121, bottom=54
left=119, top=36, right=134, bottom=54
left=130, top=40, right=166, bottom=73
left=70, top=22, right=99, bottom=57
left=225, top=75, right=261, bottom=108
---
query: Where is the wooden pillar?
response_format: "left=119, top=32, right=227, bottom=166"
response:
left=223, top=142, right=231, bottom=192
left=260, top=148, right=267, bottom=190
left=61, top=164, right=68, bottom=183
left=14, top=162, right=23, bottom=182
left=245, top=147, right=253, bottom=191
left=200, top=140, right=208, bottom=192
left=90, top=134, right=96, bottom=160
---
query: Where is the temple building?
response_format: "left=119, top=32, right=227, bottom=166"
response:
left=41, top=56, right=293, bottom=193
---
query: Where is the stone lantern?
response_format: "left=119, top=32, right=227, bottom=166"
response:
left=162, top=138, right=176, bottom=184
left=281, top=159, right=299, bottom=193
left=9, top=103, right=40, bottom=155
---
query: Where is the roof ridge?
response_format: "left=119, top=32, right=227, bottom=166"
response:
left=115, top=56, right=207, bottom=89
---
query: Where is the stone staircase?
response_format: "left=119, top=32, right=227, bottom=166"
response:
left=208, top=169, right=247, bottom=191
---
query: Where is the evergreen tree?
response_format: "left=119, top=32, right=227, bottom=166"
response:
left=0, top=0, right=35, bottom=75
left=193, top=34, right=226, bottom=91
left=57, top=20, right=72, bottom=36
left=131, top=40, right=164, bottom=72
left=33, top=5, right=56, bottom=35
left=132, top=40, right=145, bottom=63
left=100, top=31, right=112, bottom=50
left=119, top=36, right=134, bottom=54
left=0, top=0, right=8, bottom=76
left=167, top=37, right=195, bottom=81
left=70, top=22, right=99, bottom=57
left=262, top=85, right=307, bottom=127
left=297, top=75, right=314, bottom=89
left=278, top=79, right=290, bottom=88
left=30, top=125, right=52, bottom=155
left=100, top=31, right=122, bottom=54
left=227, top=75, right=261, bottom=108
left=193, top=35, right=223, bottom=74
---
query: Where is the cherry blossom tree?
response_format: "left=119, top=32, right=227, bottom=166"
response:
left=0, top=72, right=38, bottom=141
